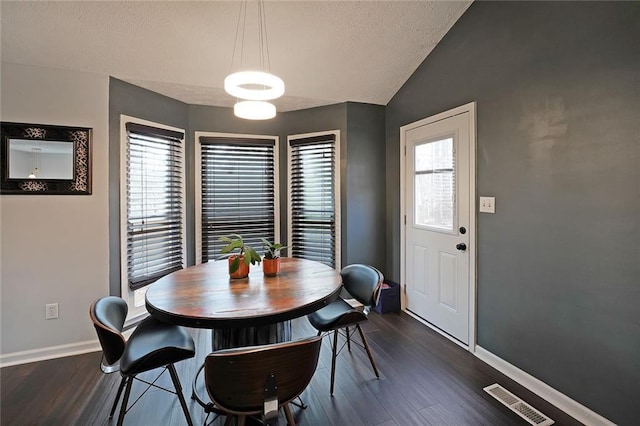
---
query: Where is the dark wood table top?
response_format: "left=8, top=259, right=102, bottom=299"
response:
left=145, top=257, right=343, bottom=329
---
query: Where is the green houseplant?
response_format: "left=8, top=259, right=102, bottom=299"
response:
left=219, top=234, right=261, bottom=278
left=261, top=238, right=290, bottom=276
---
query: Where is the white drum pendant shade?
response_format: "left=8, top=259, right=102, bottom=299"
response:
left=234, top=100, right=276, bottom=120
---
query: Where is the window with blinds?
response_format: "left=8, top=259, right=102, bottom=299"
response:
left=199, top=136, right=277, bottom=262
left=125, top=122, right=185, bottom=291
left=288, top=133, right=339, bottom=268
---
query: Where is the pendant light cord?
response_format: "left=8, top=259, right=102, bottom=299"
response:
left=230, top=0, right=248, bottom=74
left=230, top=0, right=272, bottom=76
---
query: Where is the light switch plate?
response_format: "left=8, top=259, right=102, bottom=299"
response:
left=479, top=196, right=496, bottom=213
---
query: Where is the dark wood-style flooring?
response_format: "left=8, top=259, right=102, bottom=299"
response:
left=1, top=312, right=582, bottom=425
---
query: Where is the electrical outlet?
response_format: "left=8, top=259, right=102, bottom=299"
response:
left=45, top=303, right=59, bottom=320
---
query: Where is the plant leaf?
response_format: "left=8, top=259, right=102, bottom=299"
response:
left=220, top=240, right=242, bottom=254
left=245, top=247, right=261, bottom=265
left=229, top=256, right=240, bottom=273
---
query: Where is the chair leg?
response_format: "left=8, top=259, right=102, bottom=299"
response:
left=330, top=330, right=339, bottom=395
left=283, top=403, right=296, bottom=426
left=356, top=324, right=380, bottom=378
left=168, top=363, right=193, bottom=426
left=345, top=327, right=351, bottom=352
left=237, top=415, right=246, bottom=426
left=117, top=376, right=133, bottom=426
left=109, top=376, right=126, bottom=418
left=290, top=396, right=307, bottom=409
left=223, top=415, right=233, bottom=426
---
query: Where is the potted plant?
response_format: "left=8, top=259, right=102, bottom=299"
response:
left=219, top=234, right=261, bottom=279
left=261, top=238, right=290, bottom=276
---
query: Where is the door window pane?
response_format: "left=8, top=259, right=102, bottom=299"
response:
left=414, top=137, right=455, bottom=230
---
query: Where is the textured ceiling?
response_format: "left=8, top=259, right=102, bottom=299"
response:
left=1, top=1, right=472, bottom=112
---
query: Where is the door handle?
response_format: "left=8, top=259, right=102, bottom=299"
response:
left=456, top=243, right=467, bottom=251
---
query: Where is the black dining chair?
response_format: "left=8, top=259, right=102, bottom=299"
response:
left=204, top=336, right=322, bottom=426
left=307, top=263, right=383, bottom=395
left=90, top=296, right=195, bottom=426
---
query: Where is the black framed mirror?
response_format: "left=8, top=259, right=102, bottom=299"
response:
left=1, top=122, right=92, bottom=195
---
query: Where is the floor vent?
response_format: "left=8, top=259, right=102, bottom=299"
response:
left=484, top=384, right=554, bottom=426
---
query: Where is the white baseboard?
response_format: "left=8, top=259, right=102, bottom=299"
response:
left=0, top=339, right=101, bottom=368
left=474, top=345, right=615, bottom=426
left=0, top=328, right=135, bottom=368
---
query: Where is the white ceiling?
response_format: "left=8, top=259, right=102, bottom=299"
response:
left=1, top=1, right=472, bottom=112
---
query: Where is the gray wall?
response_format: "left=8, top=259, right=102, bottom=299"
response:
left=385, top=2, right=639, bottom=424
left=345, top=102, right=386, bottom=271
left=1, top=64, right=110, bottom=356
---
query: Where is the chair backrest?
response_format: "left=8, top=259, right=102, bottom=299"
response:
left=204, top=336, right=322, bottom=415
left=89, top=296, right=128, bottom=366
left=341, top=264, right=384, bottom=307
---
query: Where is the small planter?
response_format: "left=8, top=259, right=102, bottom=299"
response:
left=229, top=255, right=250, bottom=279
left=263, top=257, right=280, bottom=276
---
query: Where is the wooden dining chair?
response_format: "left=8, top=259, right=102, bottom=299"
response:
left=204, top=336, right=322, bottom=426
left=90, top=296, right=196, bottom=426
left=307, top=263, right=383, bottom=395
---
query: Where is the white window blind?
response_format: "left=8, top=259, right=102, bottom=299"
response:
left=200, top=137, right=276, bottom=262
left=125, top=122, right=185, bottom=290
left=289, top=134, right=337, bottom=268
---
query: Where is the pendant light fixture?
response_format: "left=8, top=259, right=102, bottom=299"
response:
left=225, top=0, right=284, bottom=120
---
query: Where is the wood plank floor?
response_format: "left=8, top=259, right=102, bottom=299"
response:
left=1, top=312, right=583, bottom=425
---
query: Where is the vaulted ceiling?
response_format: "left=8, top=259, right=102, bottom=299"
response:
left=1, top=1, right=472, bottom=112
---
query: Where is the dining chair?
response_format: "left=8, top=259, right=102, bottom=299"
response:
left=204, top=336, right=322, bottom=426
left=90, top=296, right=195, bottom=426
left=307, top=263, right=383, bottom=395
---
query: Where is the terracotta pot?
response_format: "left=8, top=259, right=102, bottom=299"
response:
left=263, top=257, right=280, bottom=276
left=228, top=255, right=249, bottom=279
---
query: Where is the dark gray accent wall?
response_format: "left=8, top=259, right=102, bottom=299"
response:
left=385, top=2, right=639, bottom=424
left=345, top=102, right=386, bottom=271
left=108, top=78, right=189, bottom=296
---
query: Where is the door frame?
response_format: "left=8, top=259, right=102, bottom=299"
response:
left=400, top=102, right=477, bottom=352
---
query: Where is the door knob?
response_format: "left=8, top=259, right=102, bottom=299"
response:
left=456, top=243, right=467, bottom=251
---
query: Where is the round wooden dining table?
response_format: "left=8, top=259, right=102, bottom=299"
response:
left=146, top=257, right=343, bottom=349
left=146, top=257, right=343, bottom=413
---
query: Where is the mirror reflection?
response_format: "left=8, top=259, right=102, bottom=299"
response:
left=8, top=139, right=74, bottom=180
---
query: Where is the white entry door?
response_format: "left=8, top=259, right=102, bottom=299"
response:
left=403, top=108, right=473, bottom=345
